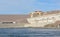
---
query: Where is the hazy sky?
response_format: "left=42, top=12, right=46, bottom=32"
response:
left=0, top=0, right=60, bottom=14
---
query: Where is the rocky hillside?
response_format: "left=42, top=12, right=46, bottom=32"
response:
left=46, top=10, right=60, bottom=14
left=0, top=14, right=30, bottom=24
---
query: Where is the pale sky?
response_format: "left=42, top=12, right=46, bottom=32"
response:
left=0, top=0, right=60, bottom=14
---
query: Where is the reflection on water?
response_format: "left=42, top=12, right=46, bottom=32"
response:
left=0, top=28, right=60, bottom=37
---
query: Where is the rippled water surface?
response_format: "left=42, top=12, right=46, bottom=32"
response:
left=0, top=28, right=60, bottom=37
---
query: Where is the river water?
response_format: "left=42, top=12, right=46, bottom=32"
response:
left=0, top=28, right=60, bottom=37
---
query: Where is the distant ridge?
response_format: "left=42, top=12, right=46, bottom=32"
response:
left=0, top=10, right=60, bottom=24
left=46, top=10, right=60, bottom=14
left=0, top=14, right=30, bottom=23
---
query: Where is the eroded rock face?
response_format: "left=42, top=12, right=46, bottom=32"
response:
left=29, top=11, right=43, bottom=18
left=26, top=10, right=60, bottom=27
left=44, top=21, right=60, bottom=28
